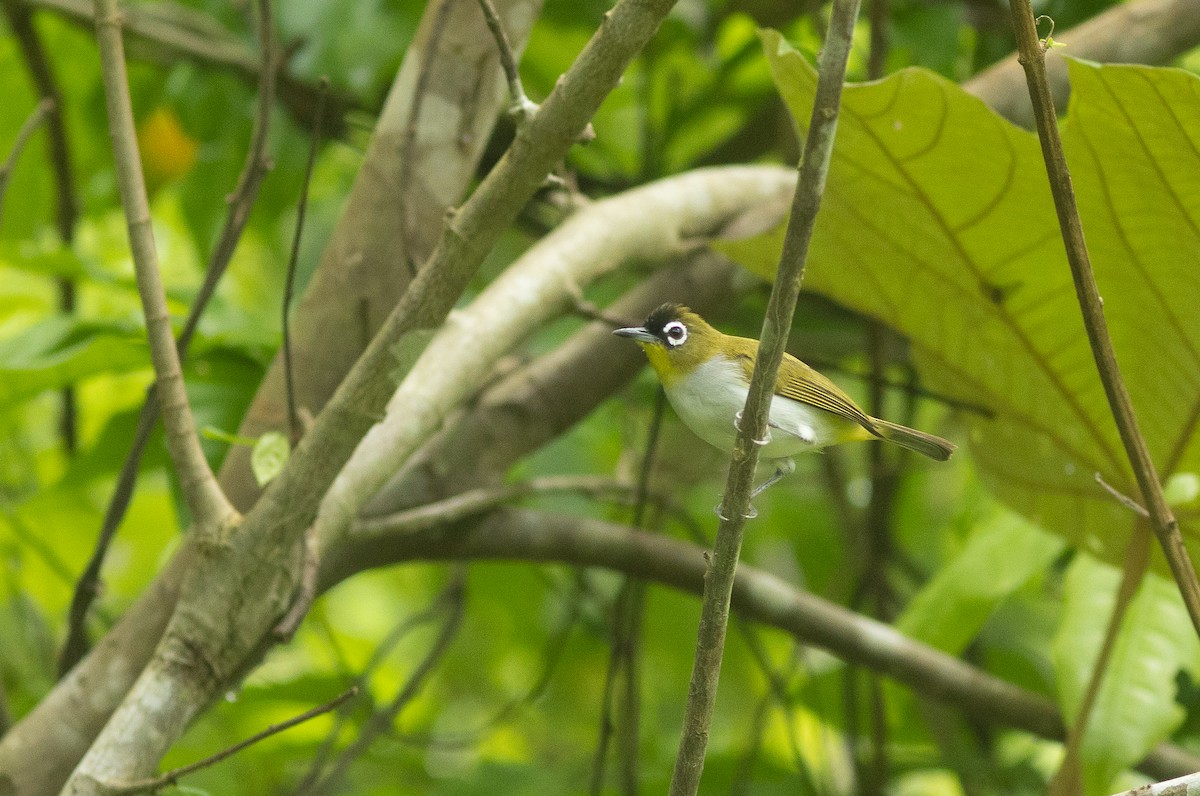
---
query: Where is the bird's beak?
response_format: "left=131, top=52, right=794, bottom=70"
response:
left=613, top=326, right=659, bottom=345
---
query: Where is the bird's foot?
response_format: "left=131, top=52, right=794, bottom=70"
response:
left=715, top=501, right=758, bottom=521
left=733, top=411, right=771, bottom=446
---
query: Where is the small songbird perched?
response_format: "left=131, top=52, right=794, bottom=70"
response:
left=614, top=304, right=955, bottom=497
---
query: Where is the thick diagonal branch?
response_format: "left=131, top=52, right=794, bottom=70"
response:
left=62, top=0, right=681, bottom=787
left=337, top=506, right=1200, bottom=784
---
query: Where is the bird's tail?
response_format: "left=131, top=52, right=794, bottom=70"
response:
left=872, top=419, right=956, bottom=461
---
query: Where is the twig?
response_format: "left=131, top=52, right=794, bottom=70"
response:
left=397, top=0, right=455, bottom=276
left=850, top=323, right=900, bottom=795
left=58, top=393, right=157, bottom=674
left=353, top=506, right=1200, bottom=781
left=353, top=475, right=639, bottom=538
left=590, top=392, right=663, bottom=795
left=668, top=1, right=862, bottom=793
left=300, top=569, right=467, bottom=796
left=867, top=0, right=888, bottom=80
left=176, top=0, right=276, bottom=355
left=284, top=77, right=329, bottom=444
left=16, top=0, right=350, bottom=132
left=591, top=583, right=632, bottom=796
left=0, top=97, right=52, bottom=229
left=1109, top=767, right=1200, bottom=796
left=375, top=571, right=596, bottom=756
left=296, top=584, right=462, bottom=791
left=1095, top=472, right=1150, bottom=518
left=109, top=686, right=358, bottom=794
left=92, top=0, right=235, bottom=531
left=474, top=0, right=538, bottom=123
left=1049, top=524, right=1152, bottom=794
left=590, top=393, right=665, bottom=796
left=273, top=525, right=319, bottom=641
left=59, top=0, right=276, bottom=673
left=0, top=677, right=11, bottom=737
left=619, top=389, right=665, bottom=795
left=1008, top=0, right=1200, bottom=638
left=3, top=0, right=81, bottom=452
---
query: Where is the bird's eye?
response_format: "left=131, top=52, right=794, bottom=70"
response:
left=663, top=321, right=688, bottom=347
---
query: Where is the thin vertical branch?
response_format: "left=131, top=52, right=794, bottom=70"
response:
left=1007, top=0, right=1200, bottom=637
left=1049, top=524, right=1151, bottom=794
left=3, top=0, right=82, bottom=452
left=283, top=77, right=329, bottom=443
left=397, top=0, right=455, bottom=276
left=300, top=568, right=468, bottom=796
left=668, top=2, right=862, bottom=792
left=0, top=97, right=52, bottom=227
left=591, top=389, right=665, bottom=795
left=59, top=0, right=276, bottom=673
left=474, top=0, right=536, bottom=119
left=92, top=0, right=235, bottom=529
left=867, top=0, right=889, bottom=81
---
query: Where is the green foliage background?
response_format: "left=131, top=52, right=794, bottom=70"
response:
left=1, top=0, right=1199, bottom=794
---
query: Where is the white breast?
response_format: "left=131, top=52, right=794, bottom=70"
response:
left=665, top=356, right=836, bottom=459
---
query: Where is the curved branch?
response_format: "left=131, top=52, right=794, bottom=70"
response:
left=0, top=97, right=52, bottom=228
left=91, top=0, right=235, bottom=531
left=329, top=507, right=1200, bottom=782
left=63, top=0, right=683, bottom=787
left=0, top=0, right=549, bottom=790
left=217, top=0, right=547, bottom=511
left=318, top=165, right=795, bottom=548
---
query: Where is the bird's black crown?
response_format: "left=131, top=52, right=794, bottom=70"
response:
left=643, top=303, right=688, bottom=337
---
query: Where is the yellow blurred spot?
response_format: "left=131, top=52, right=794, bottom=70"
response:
left=137, top=107, right=198, bottom=190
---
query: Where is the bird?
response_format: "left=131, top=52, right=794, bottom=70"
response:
left=613, top=303, right=954, bottom=498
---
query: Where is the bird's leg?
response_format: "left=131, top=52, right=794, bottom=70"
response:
left=750, top=457, right=796, bottom=499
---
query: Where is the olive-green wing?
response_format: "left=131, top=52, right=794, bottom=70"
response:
left=775, top=353, right=877, bottom=432
left=729, top=340, right=877, bottom=433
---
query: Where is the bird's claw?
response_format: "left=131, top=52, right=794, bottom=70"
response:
left=714, top=501, right=757, bottom=521
left=733, top=411, right=771, bottom=446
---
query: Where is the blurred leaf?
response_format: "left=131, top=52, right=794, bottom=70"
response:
left=1053, top=554, right=1200, bottom=795
left=897, top=506, right=1064, bottom=652
left=0, top=317, right=147, bottom=408
left=251, top=430, right=289, bottom=487
left=137, top=106, right=199, bottom=191
left=721, top=34, right=1200, bottom=568
left=1165, top=472, right=1199, bottom=509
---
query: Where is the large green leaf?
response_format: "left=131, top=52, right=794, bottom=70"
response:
left=0, top=317, right=148, bottom=407
left=722, top=31, right=1200, bottom=566
left=1053, top=555, right=1200, bottom=795
left=897, top=505, right=1064, bottom=653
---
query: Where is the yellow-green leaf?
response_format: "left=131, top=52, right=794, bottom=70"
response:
left=722, top=32, right=1200, bottom=567
left=251, top=431, right=290, bottom=487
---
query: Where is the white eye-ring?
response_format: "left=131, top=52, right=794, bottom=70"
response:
left=663, top=320, right=688, bottom=347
